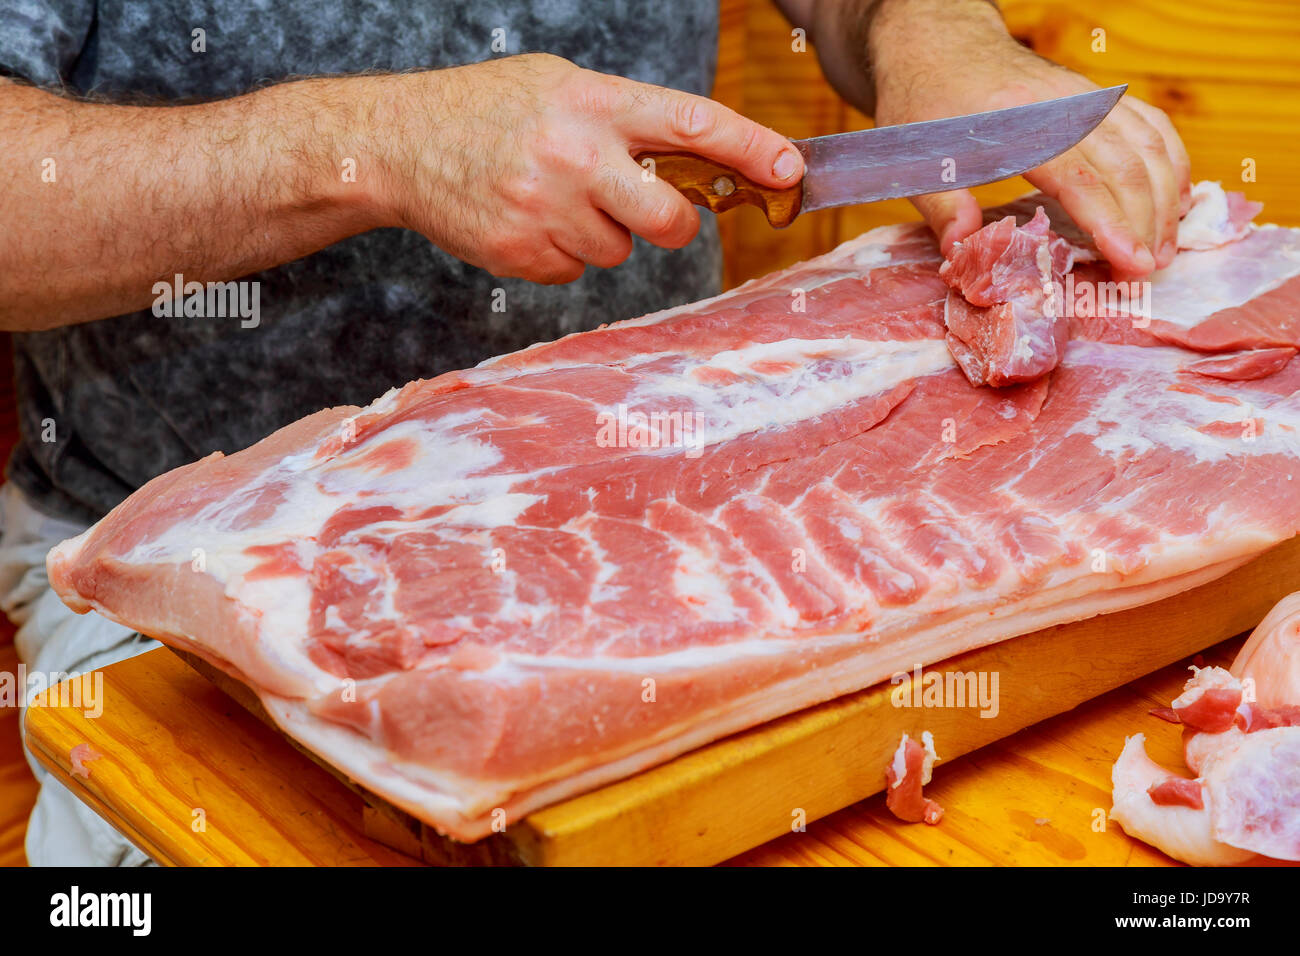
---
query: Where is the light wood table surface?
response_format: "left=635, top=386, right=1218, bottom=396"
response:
left=25, top=634, right=1258, bottom=866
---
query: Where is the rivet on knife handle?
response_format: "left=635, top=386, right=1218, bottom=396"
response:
left=635, top=152, right=803, bottom=228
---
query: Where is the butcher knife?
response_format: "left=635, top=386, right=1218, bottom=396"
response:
left=638, top=85, right=1126, bottom=227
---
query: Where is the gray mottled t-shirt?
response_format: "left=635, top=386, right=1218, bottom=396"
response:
left=1, top=0, right=722, bottom=523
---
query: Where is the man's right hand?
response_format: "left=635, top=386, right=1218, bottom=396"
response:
left=365, top=53, right=804, bottom=284
left=0, top=55, right=801, bottom=329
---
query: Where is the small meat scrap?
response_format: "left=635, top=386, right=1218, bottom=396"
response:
left=885, top=731, right=943, bottom=825
left=1171, top=666, right=1242, bottom=733
left=69, top=743, right=102, bottom=779
left=939, top=207, right=1072, bottom=387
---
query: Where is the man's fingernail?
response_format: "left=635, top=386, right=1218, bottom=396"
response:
left=1161, top=240, right=1176, bottom=261
left=939, top=225, right=958, bottom=254
left=1133, top=243, right=1156, bottom=273
left=772, top=150, right=798, bottom=180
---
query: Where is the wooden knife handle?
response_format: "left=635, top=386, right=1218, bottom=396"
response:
left=634, top=152, right=802, bottom=228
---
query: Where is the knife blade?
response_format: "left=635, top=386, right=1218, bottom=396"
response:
left=637, top=85, right=1127, bottom=228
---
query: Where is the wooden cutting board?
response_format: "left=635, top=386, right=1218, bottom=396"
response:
left=24, top=536, right=1300, bottom=866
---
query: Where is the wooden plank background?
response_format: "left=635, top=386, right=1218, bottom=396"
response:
left=715, top=0, right=1300, bottom=285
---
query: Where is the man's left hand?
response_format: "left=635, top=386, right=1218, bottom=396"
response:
left=868, top=2, right=1190, bottom=275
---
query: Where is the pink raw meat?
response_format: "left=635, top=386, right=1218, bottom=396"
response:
left=49, top=186, right=1300, bottom=841
left=939, top=207, right=1072, bottom=387
left=1180, top=348, right=1296, bottom=381
left=69, top=743, right=101, bottom=779
left=1171, top=666, right=1242, bottom=733
left=885, top=732, right=943, bottom=825
left=1148, top=776, right=1204, bottom=810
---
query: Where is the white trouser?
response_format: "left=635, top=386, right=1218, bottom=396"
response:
left=0, top=482, right=158, bottom=866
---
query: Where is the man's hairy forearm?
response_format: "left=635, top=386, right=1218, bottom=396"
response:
left=0, top=76, right=391, bottom=331
left=785, top=0, right=1007, bottom=117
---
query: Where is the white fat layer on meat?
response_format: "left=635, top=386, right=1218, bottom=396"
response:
left=118, top=410, right=530, bottom=692
left=620, top=338, right=953, bottom=454
left=1108, top=733, right=1256, bottom=866
left=669, top=540, right=747, bottom=624
left=431, top=494, right=541, bottom=528
left=885, top=729, right=938, bottom=790
left=316, top=415, right=499, bottom=496
left=889, top=734, right=910, bottom=789
left=1172, top=665, right=1240, bottom=709
left=1013, top=334, right=1036, bottom=363
left=834, top=517, right=864, bottom=542
left=1065, top=341, right=1300, bottom=464
left=919, top=730, right=939, bottom=786
left=1177, top=181, right=1243, bottom=250
left=570, top=520, right=626, bottom=606
left=132, top=415, right=511, bottom=571
left=1204, top=727, right=1300, bottom=860
left=1034, top=240, right=1052, bottom=285
left=475, top=338, right=955, bottom=462
left=1146, top=225, right=1300, bottom=328
left=476, top=629, right=864, bottom=678
left=837, top=224, right=934, bottom=272
left=261, top=693, right=481, bottom=817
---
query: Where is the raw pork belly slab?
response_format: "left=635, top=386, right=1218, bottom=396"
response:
left=50, top=185, right=1300, bottom=841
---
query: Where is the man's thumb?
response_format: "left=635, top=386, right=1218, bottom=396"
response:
left=910, top=189, right=983, bottom=254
